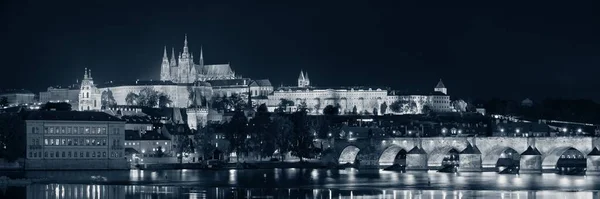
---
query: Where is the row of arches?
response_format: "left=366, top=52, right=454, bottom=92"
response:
left=337, top=145, right=587, bottom=174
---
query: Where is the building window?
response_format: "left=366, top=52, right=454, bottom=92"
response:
left=92, top=152, right=96, bottom=158
left=86, top=152, right=89, bottom=157
left=74, top=152, right=77, bottom=158
left=50, top=152, right=53, bottom=158
left=103, top=152, right=106, bottom=157
left=31, top=127, right=35, bottom=134
left=55, top=151, right=59, bottom=158
left=80, top=152, right=83, bottom=157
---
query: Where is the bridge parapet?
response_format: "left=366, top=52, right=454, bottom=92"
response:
left=328, top=136, right=597, bottom=172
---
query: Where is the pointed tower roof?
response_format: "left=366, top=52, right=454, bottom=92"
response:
left=305, top=71, right=309, bottom=81
left=163, top=46, right=168, bottom=60
left=298, top=70, right=305, bottom=80
left=521, top=146, right=542, bottom=155
left=589, top=147, right=600, bottom=156
left=84, top=68, right=88, bottom=79
left=407, top=146, right=427, bottom=154
left=183, top=34, right=189, bottom=55
left=200, top=46, right=204, bottom=60
left=460, top=142, right=481, bottom=154
left=435, top=79, right=445, bottom=88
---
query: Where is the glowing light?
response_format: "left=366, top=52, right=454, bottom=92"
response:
left=578, top=128, right=582, bottom=133
left=563, top=128, right=568, bottom=132
left=515, top=129, right=520, bottom=133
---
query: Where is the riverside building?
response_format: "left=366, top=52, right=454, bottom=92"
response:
left=25, top=111, right=127, bottom=170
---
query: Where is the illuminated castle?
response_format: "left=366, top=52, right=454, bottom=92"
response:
left=160, top=35, right=236, bottom=83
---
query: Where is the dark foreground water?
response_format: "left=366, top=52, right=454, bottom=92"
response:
left=2, top=169, right=600, bottom=198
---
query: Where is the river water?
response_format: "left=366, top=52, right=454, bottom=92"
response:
left=2, top=169, right=600, bottom=198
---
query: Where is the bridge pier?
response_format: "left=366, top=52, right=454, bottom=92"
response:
left=587, top=147, right=600, bottom=175
left=406, top=146, right=428, bottom=171
left=458, top=143, right=482, bottom=172
left=519, top=146, right=542, bottom=174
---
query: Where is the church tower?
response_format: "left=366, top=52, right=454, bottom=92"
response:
left=434, top=79, right=447, bottom=95
left=160, top=46, right=170, bottom=81
left=178, top=34, right=194, bottom=83
left=298, top=70, right=310, bottom=87
left=78, top=68, right=101, bottom=111
left=298, top=70, right=306, bottom=87
left=304, top=71, right=310, bottom=87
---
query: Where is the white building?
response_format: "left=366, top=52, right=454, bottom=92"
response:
left=78, top=68, right=102, bottom=111
left=25, top=111, right=127, bottom=170
left=39, top=85, right=80, bottom=108
left=262, top=71, right=452, bottom=115
left=0, top=90, right=36, bottom=107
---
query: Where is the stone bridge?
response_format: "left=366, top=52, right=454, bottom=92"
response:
left=320, top=137, right=600, bottom=173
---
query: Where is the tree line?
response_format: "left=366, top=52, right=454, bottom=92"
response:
left=190, top=104, right=321, bottom=162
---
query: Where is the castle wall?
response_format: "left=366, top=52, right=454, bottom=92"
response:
left=99, top=85, right=212, bottom=108
left=268, top=88, right=388, bottom=114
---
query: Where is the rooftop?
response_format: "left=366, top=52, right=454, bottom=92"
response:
left=26, top=111, right=123, bottom=122
left=250, top=79, right=272, bottom=87
left=522, top=146, right=542, bottom=155
left=435, top=79, right=446, bottom=89
left=122, top=115, right=153, bottom=124
left=275, top=86, right=387, bottom=92
left=125, top=130, right=169, bottom=140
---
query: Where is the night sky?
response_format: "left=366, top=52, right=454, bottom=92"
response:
left=1, top=1, right=599, bottom=101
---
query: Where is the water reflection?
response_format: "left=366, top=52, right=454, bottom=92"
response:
left=1, top=169, right=600, bottom=198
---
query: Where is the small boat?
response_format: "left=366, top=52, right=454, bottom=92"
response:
left=91, top=176, right=108, bottom=182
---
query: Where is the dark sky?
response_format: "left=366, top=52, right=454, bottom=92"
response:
left=1, top=1, right=599, bottom=101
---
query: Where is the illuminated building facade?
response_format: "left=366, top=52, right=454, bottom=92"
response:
left=25, top=111, right=127, bottom=170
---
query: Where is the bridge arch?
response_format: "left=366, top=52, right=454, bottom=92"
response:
left=338, top=145, right=360, bottom=164
left=482, top=146, right=521, bottom=169
left=378, top=146, right=409, bottom=167
left=428, top=146, right=460, bottom=167
left=542, top=147, right=585, bottom=169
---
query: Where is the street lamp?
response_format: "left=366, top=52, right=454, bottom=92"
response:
left=516, top=129, right=520, bottom=133
left=562, top=128, right=568, bottom=133
left=577, top=128, right=582, bottom=133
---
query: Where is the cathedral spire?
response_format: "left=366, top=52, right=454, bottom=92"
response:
left=170, top=47, right=176, bottom=67
left=200, top=46, right=204, bottom=60
left=88, top=69, right=92, bottom=79
left=298, top=70, right=305, bottom=80
left=182, top=34, right=189, bottom=57
left=84, top=68, right=88, bottom=79
left=163, top=46, right=168, bottom=59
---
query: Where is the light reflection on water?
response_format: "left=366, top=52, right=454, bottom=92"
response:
left=1, top=169, right=600, bottom=198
